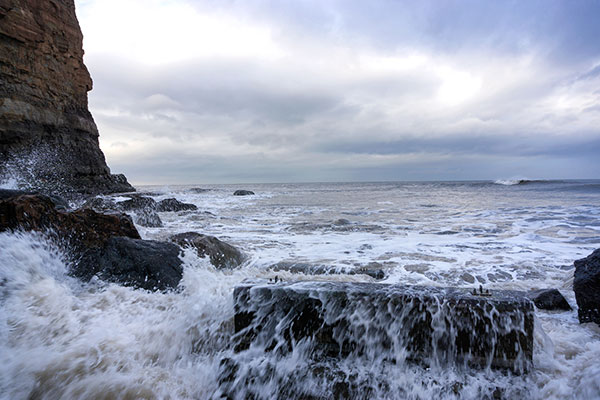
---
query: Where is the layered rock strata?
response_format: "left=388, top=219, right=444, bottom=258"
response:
left=0, top=0, right=133, bottom=194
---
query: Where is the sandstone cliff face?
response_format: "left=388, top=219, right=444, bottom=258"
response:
left=0, top=0, right=133, bottom=195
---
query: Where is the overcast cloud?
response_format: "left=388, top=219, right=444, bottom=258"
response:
left=75, top=0, right=600, bottom=184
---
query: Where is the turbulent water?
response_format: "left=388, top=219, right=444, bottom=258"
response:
left=1, top=180, right=600, bottom=399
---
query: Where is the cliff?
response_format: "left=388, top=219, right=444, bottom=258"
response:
left=0, top=0, right=133, bottom=195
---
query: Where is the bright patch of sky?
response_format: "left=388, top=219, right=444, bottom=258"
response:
left=75, top=0, right=600, bottom=184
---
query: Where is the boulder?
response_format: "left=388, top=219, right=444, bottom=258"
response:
left=0, top=194, right=183, bottom=291
left=80, top=196, right=118, bottom=213
left=574, top=249, right=600, bottom=324
left=117, top=196, right=157, bottom=211
left=528, top=289, right=571, bottom=311
left=0, top=189, right=69, bottom=210
left=76, top=237, right=182, bottom=291
left=156, top=198, right=198, bottom=212
left=0, top=194, right=140, bottom=249
left=133, top=209, right=163, bottom=228
left=170, top=232, right=245, bottom=269
left=233, top=281, right=534, bottom=373
left=112, top=196, right=163, bottom=227
left=233, top=190, right=255, bottom=196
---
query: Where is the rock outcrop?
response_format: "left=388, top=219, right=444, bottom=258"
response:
left=77, top=237, right=183, bottom=291
left=528, top=289, right=571, bottom=311
left=574, top=249, right=600, bottom=324
left=233, top=190, right=255, bottom=196
left=0, top=193, right=183, bottom=291
left=170, top=231, right=245, bottom=269
left=0, top=0, right=133, bottom=195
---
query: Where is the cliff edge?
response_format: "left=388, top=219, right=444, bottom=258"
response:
left=0, top=0, right=134, bottom=195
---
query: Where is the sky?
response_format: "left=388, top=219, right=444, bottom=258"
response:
left=74, top=0, right=600, bottom=184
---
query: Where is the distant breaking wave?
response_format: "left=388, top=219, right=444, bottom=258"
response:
left=493, top=179, right=564, bottom=186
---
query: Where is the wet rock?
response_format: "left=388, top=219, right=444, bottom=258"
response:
left=234, top=281, right=534, bottom=373
left=134, top=209, right=163, bottom=228
left=77, top=237, right=182, bottom=291
left=0, top=189, right=31, bottom=200
left=333, top=218, right=351, bottom=226
left=233, top=190, right=255, bottom=196
left=189, top=188, right=211, bottom=193
left=80, top=196, right=118, bottom=213
left=170, top=232, right=245, bottom=269
left=109, top=196, right=163, bottom=227
left=156, top=198, right=197, bottom=212
left=0, top=189, right=69, bottom=210
left=270, top=261, right=387, bottom=280
left=0, top=0, right=133, bottom=195
left=0, top=194, right=140, bottom=249
left=528, top=289, right=571, bottom=311
left=574, top=249, right=600, bottom=324
left=117, top=196, right=157, bottom=211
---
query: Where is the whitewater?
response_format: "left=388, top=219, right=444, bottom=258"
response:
left=1, top=180, right=600, bottom=399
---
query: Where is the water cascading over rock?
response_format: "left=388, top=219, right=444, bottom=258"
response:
left=0, top=0, right=133, bottom=195
left=223, top=280, right=535, bottom=398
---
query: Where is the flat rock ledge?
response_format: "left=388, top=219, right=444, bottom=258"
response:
left=233, top=280, right=534, bottom=373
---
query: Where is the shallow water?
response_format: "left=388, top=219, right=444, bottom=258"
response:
left=1, top=180, right=600, bottom=399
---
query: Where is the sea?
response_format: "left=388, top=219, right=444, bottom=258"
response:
left=1, top=179, right=600, bottom=399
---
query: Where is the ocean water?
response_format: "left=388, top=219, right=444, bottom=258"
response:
left=1, top=180, right=600, bottom=399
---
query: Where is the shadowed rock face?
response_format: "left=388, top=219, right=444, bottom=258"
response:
left=574, top=248, right=600, bottom=324
left=0, top=0, right=133, bottom=195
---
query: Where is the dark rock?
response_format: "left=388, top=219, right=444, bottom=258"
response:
left=76, top=237, right=182, bottom=291
left=0, top=194, right=183, bottom=291
left=270, top=261, right=386, bottom=280
left=0, top=189, right=69, bottom=210
left=133, top=209, right=163, bottom=228
left=118, top=196, right=157, bottom=211
left=0, top=0, right=133, bottom=195
left=528, top=289, right=571, bottom=311
left=333, top=218, right=351, bottom=226
left=82, top=196, right=163, bottom=227
left=80, top=196, right=118, bottom=213
left=189, top=188, right=211, bottom=193
left=574, top=249, right=600, bottom=324
left=0, top=189, right=31, bottom=200
left=112, top=196, right=163, bottom=227
left=156, top=198, right=198, bottom=212
left=0, top=194, right=140, bottom=249
left=234, top=281, right=534, bottom=373
left=170, top=232, right=245, bottom=269
left=233, top=190, right=255, bottom=196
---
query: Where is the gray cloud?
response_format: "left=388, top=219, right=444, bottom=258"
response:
left=76, top=0, right=600, bottom=184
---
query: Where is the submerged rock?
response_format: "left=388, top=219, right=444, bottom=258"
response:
left=574, top=249, right=600, bottom=324
left=156, top=198, right=198, bottom=212
left=233, top=190, right=255, bottom=196
left=270, top=261, right=387, bottom=280
left=189, top=187, right=211, bottom=193
left=77, top=237, right=182, bottom=291
left=170, top=232, right=245, bottom=269
left=528, top=289, right=571, bottom=311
